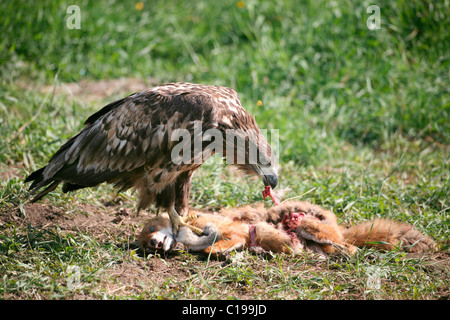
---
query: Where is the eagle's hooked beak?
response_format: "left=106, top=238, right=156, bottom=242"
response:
left=249, top=163, right=279, bottom=204
left=253, top=163, right=278, bottom=189
left=263, top=174, right=278, bottom=189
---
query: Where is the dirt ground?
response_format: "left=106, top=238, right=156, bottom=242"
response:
left=0, top=198, right=206, bottom=297
left=40, top=77, right=160, bottom=103
left=0, top=199, right=143, bottom=251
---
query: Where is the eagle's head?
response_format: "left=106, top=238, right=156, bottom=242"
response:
left=223, top=124, right=279, bottom=200
left=249, top=139, right=279, bottom=205
left=248, top=140, right=278, bottom=190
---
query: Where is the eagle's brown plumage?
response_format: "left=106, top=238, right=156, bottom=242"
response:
left=25, top=82, right=278, bottom=232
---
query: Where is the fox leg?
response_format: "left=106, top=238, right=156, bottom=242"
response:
left=295, top=217, right=357, bottom=255
left=254, top=222, right=299, bottom=254
left=205, top=235, right=246, bottom=254
left=297, top=217, right=343, bottom=243
left=176, top=223, right=219, bottom=252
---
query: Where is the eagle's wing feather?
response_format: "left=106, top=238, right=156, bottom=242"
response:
left=26, top=84, right=220, bottom=201
left=47, top=93, right=155, bottom=178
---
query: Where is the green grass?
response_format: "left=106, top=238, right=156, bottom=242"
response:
left=0, top=0, right=449, bottom=300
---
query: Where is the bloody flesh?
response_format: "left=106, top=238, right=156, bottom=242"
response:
left=262, top=186, right=280, bottom=205
left=281, top=212, right=305, bottom=232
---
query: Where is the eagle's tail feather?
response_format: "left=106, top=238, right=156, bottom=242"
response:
left=25, top=166, right=61, bottom=202
left=24, top=166, right=47, bottom=190
left=25, top=165, right=58, bottom=200
left=30, top=180, right=60, bottom=202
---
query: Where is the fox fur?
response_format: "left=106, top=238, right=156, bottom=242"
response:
left=138, top=201, right=436, bottom=256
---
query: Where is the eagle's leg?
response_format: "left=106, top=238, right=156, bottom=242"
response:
left=169, top=207, right=203, bottom=236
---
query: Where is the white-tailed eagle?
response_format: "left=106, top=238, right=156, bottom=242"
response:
left=25, top=82, right=278, bottom=233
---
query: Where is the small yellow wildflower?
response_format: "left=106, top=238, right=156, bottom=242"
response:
left=237, top=1, right=245, bottom=9
left=257, top=100, right=263, bottom=106
left=135, top=2, right=144, bottom=10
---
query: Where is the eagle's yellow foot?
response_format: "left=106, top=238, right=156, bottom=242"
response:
left=169, top=208, right=203, bottom=236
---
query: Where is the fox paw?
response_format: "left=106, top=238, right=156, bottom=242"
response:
left=202, top=223, right=219, bottom=237
left=172, top=242, right=186, bottom=252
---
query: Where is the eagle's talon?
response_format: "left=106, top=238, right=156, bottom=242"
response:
left=169, top=208, right=203, bottom=236
left=188, top=224, right=203, bottom=236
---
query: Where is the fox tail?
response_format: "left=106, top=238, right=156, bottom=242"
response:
left=342, top=219, right=436, bottom=253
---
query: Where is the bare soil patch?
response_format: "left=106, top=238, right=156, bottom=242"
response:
left=40, top=77, right=160, bottom=102
left=0, top=164, right=24, bottom=181
left=0, top=199, right=147, bottom=252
